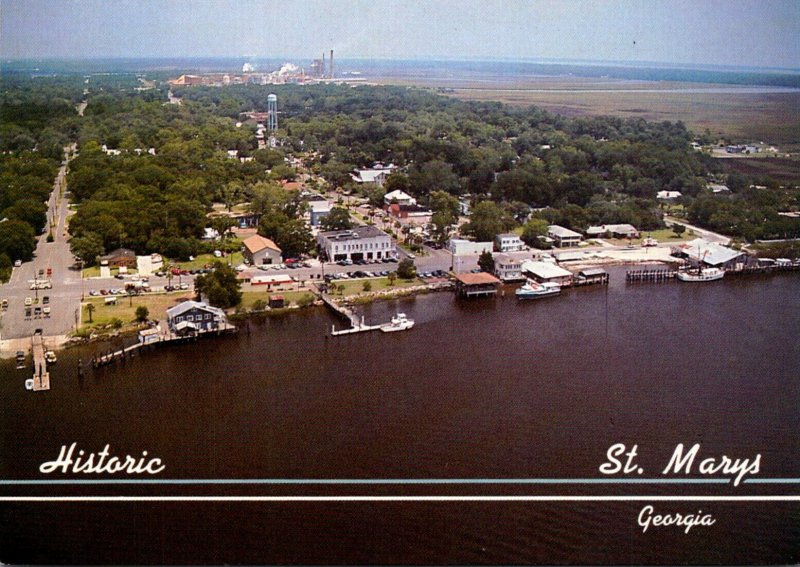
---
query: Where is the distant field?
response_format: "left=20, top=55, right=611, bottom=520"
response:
left=722, top=156, right=800, bottom=183
left=376, top=75, right=800, bottom=150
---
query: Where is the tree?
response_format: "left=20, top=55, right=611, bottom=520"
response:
left=258, top=211, right=314, bottom=259
left=193, top=262, right=242, bottom=308
left=0, top=220, right=36, bottom=263
left=86, top=303, right=95, bottom=323
left=69, top=232, right=105, bottom=266
left=362, top=280, right=372, bottom=292
left=672, top=224, right=686, bottom=237
left=462, top=201, right=513, bottom=242
left=387, top=271, right=397, bottom=286
left=319, top=206, right=353, bottom=231
left=397, top=258, right=416, bottom=279
left=135, top=306, right=149, bottom=322
left=251, top=299, right=267, bottom=312
left=521, top=218, right=549, bottom=248
left=478, top=250, right=495, bottom=273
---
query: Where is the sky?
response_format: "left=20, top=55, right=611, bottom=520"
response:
left=2, top=0, right=799, bottom=68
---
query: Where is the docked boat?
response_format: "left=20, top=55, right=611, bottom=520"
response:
left=44, top=350, right=57, bottom=364
left=677, top=267, right=725, bottom=282
left=380, top=313, right=415, bottom=333
left=15, top=351, right=26, bottom=370
left=516, top=281, right=562, bottom=299
left=24, top=379, right=34, bottom=390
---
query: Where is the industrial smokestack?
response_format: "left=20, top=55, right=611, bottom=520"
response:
left=330, top=49, right=334, bottom=79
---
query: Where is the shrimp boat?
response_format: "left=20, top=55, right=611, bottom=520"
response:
left=15, top=350, right=26, bottom=370
left=380, top=313, right=415, bottom=332
left=677, top=267, right=725, bottom=282
left=515, top=280, right=562, bottom=299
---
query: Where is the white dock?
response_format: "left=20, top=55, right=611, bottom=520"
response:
left=31, top=333, right=50, bottom=391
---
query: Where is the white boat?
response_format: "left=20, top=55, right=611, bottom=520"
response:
left=25, top=379, right=34, bottom=390
left=516, top=281, right=562, bottom=299
left=380, top=313, right=415, bottom=332
left=677, top=267, right=725, bottom=282
left=44, top=350, right=57, bottom=364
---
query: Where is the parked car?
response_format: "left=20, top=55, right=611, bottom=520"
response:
left=24, top=297, right=33, bottom=306
left=42, top=296, right=49, bottom=305
left=14, top=260, right=22, bottom=267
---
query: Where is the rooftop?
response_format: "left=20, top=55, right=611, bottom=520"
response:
left=319, top=225, right=389, bottom=241
left=243, top=234, right=281, bottom=254
left=454, top=272, right=501, bottom=285
left=548, top=225, right=582, bottom=238
left=673, top=238, right=744, bottom=266
left=166, top=300, right=226, bottom=319
left=521, top=261, right=573, bottom=279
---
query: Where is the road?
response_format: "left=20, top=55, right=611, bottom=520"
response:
left=1, top=146, right=83, bottom=344
left=664, top=216, right=731, bottom=245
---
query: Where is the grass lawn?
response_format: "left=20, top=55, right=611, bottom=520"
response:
left=601, top=228, right=696, bottom=246
left=169, top=251, right=244, bottom=271
left=240, top=290, right=315, bottom=310
left=81, top=291, right=194, bottom=330
left=327, top=276, right=423, bottom=296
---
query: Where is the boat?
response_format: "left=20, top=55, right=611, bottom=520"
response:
left=677, top=267, right=725, bottom=282
left=515, top=280, right=562, bottom=299
left=24, top=379, right=34, bottom=390
left=15, top=351, right=26, bottom=370
left=380, top=313, right=415, bottom=332
left=44, top=350, right=57, bottom=364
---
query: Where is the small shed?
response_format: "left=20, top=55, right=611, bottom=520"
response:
left=269, top=295, right=285, bottom=309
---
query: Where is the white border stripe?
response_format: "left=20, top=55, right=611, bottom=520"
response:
left=2, top=496, right=800, bottom=502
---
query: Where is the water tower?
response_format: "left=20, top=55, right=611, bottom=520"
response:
left=267, top=93, right=278, bottom=132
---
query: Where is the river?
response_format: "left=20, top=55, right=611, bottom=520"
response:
left=1, top=269, right=799, bottom=564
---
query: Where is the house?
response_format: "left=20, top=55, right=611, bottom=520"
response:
left=585, top=224, right=640, bottom=239
left=448, top=239, right=493, bottom=256
left=99, top=248, right=137, bottom=269
left=547, top=225, right=583, bottom=248
left=317, top=225, right=395, bottom=262
left=353, top=164, right=399, bottom=187
left=383, top=190, right=417, bottom=207
left=307, top=200, right=333, bottom=226
left=242, top=235, right=282, bottom=266
left=708, top=184, right=731, bottom=194
left=521, top=260, right=574, bottom=286
left=454, top=272, right=501, bottom=298
left=138, top=327, right=161, bottom=345
left=495, top=233, right=525, bottom=252
left=670, top=238, right=748, bottom=270
left=493, top=254, right=524, bottom=282
left=166, top=301, right=228, bottom=335
left=657, top=190, right=683, bottom=201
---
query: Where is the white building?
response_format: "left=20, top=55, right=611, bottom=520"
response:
left=657, top=190, right=682, bottom=200
left=494, top=233, right=525, bottom=252
left=585, top=224, right=640, bottom=239
left=317, top=225, right=395, bottom=262
left=547, top=225, right=583, bottom=248
left=448, top=239, right=493, bottom=256
left=521, top=261, right=574, bottom=285
left=383, top=189, right=417, bottom=207
left=494, top=254, right=524, bottom=281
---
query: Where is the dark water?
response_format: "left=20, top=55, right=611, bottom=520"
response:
left=2, top=269, right=799, bottom=564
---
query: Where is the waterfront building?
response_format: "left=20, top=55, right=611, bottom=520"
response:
left=448, top=238, right=493, bottom=256
left=547, top=225, right=583, bottom=248
left=670, top=238, right=748, bottom=270
left=242, top=235, right=282, bottom=265
left=495, top=233, right=525, bottom=252
left=521, top=260, right=574, bottom=286
left=317, top=225, right=395, bottom=262
left=494, top=254, right=524, bottom=282
left=454, top=272, right=501, bottom=298
left=166, top=301, right=228, bottom=334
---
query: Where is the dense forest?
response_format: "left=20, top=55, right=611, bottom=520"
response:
left=2, top=74, right=797, bottom=276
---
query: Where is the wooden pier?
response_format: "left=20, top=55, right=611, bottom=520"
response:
left=626, top=269, right=677, bottom=283
left=91, top=322, right=237, bottom=368
left=31, top=333, right=50, bottom=391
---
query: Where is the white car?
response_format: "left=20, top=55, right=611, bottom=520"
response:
left=14, top=260, right=22, bottom=268
left=25, top=297, right=33, bottom=306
